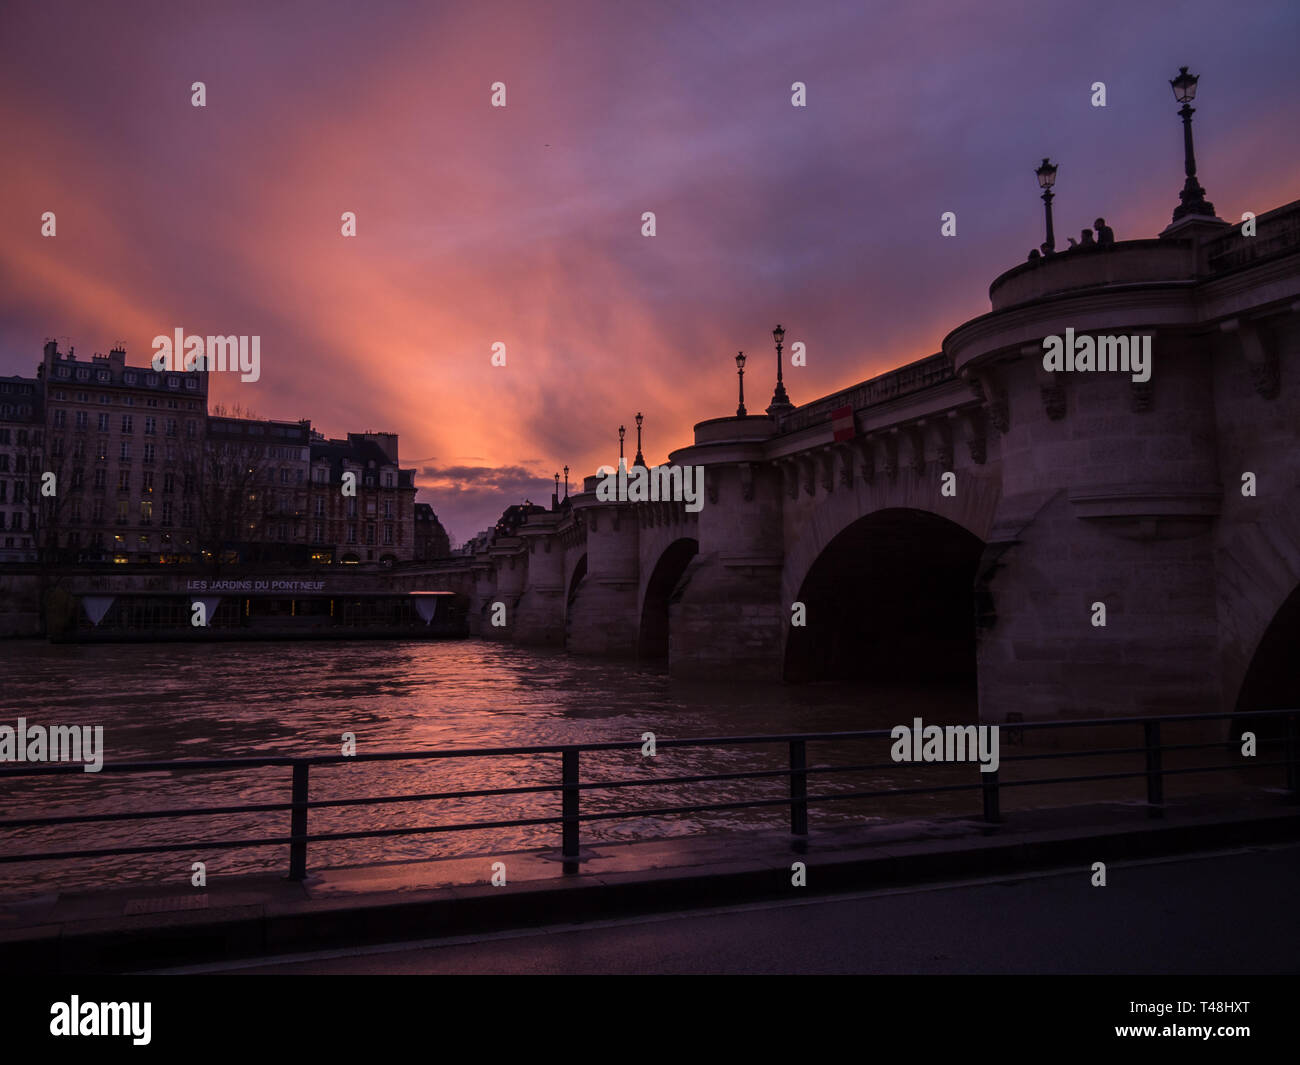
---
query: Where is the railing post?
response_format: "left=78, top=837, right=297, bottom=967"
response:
left=789, top=740, right=808, bottom=837
left=561, top=748, right=580, bottom=864
left=981, top=767, right=1001, bottom=824
left=1144, top=720, right=1164, bottom=817
left=289, top=761, right=309, bottom=881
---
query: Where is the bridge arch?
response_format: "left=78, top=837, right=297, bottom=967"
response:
left=563, top=553, right=587, bottom=647
left=637, top=537, right=699, bottom=659
left=783, top=507, right=985, bottom=686
left=1234, top=581, right=1300, bottom=736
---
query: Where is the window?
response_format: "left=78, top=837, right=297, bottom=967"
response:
left=142, top=472, right=154, bottom=493
left=71, top=502, right=82, bottom=523
left=186, top=420, right=196, bottom=438
left=165, top=418, right=176, bottom=436
left=313, top=522, right=323, bottom=543
left=346, top=499, right=357, bottom=518
left=118, top=470, right=131, bottom=491
left=11, top=512, right=21, bottom=530
left=97, top=412, right=109, bottom=431
left=50, top=437, right=65, bottom=457
left=143, top=443, right=155, bottom=463
left=280, top=467, right=289, bottom=484
left=365, top=525, right=375, bottom=545
left=53, top=409, right=66, bottom=428
left=347, top=524, right=357, bottom=544
left=384, top=500, right=393, bottom=519
left=14, top=483, right=25, bottom=505
left=75, top=410, right=87, bottom=430
left=93, top=469, right=107, bottom=489
left=92, top=501, right=104, bottom=523
left=314, top=468, right=327, bottom=484
left=0, top=482, right=6, bottom=502
left=182, top=502, right=194, bottom=525
left=163, top=472, right=174, bottom=493
left=167, top=377, right=179, bottom=389
left=116, top=501, right=128, bottom=523
left=0, top=455, right=7, bottom=472
left=72, top=439, right=84, bottom=460
left=162, top=501, right=173, bottom=525
left=185, top=378, right=198, bottom=390
left=144, top=417, right=156, bottom=435
left=124, top=372, right=136, bottom=384
left=71, top=469, right=83, bottom=489
left=383, top=524, right=393, bottom=545
left=98, top=394, right=110, bottom=404
left=140, top=500, right=152, bottom=523
left=76, top=368, right=88, bottom=381
left=314, top=498, right=324, bottom=517
left=121, top=415, right=133, bottom=433
left=384, top=472, right=394, bottom=488
left=119, top=440, right=132, bottom=460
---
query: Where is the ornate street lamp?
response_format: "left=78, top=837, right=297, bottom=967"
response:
left=563, top=465, right=569, bottom=500
left=1169, top=66, right=1215, bottom=221
left=1035, top=158, right=1058, bottom=254
left=735, top=350, right=747, bottom=417
left=618, top=424, right=625, bottom=467
left=634, top=411, right=646, bottom=467
left=766, top=323, right=793, bottom=415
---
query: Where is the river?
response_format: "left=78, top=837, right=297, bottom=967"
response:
left=0, top=639, right=984, bottom=897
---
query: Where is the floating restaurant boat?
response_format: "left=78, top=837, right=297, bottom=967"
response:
left=53, top=581, right=469, bottom=643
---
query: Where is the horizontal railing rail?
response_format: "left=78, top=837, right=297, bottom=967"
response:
left=0, top=709, right=1295, bottom=880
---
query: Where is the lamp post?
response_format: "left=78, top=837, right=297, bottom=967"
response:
left=563, top=465, right=569, bottom=500
left=766, top=324, right=793, bottom=415
left=618, top=424, right=625, bottom=468
left=1170, top=66, right=1215, bottom=221
left=634, top=412, right=646, bottom=467
left=1035, top=158, right=1057, bottom=254
left=735, top=351, right=747, bottom=417
left=554, top=471, right=560, bottom=508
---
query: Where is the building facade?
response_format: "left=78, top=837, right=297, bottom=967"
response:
left=0, top=375, right=42, bottom=562
left=40, top=341, right=208, bottom=563
left=308, top=431, right=419, bottom=564
left=203, top=416, right=313, bottom=563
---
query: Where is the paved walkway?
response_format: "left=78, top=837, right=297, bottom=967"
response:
left=189, top=843, right=1300, bottom=974
left=1, top=791, right=1296, bottom=973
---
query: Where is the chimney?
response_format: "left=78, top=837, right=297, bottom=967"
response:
left=109, top=345, right=126, bottom=369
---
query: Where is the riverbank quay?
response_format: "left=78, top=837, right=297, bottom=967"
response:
left=2, top=791, right=1295, bottom=974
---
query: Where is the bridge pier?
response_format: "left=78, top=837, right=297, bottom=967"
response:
left=514, top=523, right=566, bottom=648
left=669, top=420, right=787, bottom=680
left=564, top=494, right=639, bottom=657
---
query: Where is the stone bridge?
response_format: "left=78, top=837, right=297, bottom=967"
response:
left=404, top=201, right=1300, bottom=723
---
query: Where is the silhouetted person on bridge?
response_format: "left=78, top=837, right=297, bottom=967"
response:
left=1079, top=227, right=1096, bottom=247
left=1094, top=217, right=1115, bottom=245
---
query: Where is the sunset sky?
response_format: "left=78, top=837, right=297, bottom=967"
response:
left=2, top=0, right=1297, bottom=542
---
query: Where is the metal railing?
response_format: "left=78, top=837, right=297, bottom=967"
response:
left=0, top=709, right=1295, bottom=881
